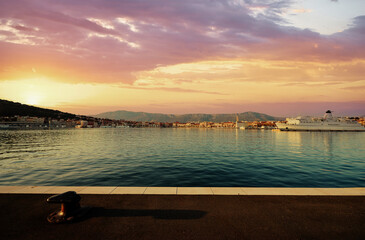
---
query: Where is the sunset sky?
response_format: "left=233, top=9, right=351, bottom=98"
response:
left=0, top=0, right=364, bottom=117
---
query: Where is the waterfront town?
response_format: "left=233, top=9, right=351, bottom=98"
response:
left=0, top=115, right=275, bottom=129
left=0, top=115, right=364, bottom=130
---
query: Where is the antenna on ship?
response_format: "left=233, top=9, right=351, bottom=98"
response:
left=324, top=110, right=333, bottom=120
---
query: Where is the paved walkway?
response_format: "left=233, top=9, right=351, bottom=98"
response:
left=1, top=188, right=365, bottom=239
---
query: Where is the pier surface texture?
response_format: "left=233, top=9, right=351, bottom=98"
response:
left=1, top=186, right=365, bottom=240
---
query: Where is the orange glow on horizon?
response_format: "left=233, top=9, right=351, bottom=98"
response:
left=1, top=58, right=364, bottom=116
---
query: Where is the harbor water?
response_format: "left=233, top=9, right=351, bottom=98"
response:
left=0, top=128, right=364, bottom=187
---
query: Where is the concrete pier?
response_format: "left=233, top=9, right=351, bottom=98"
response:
left=1, top=187, right=364, bottom=239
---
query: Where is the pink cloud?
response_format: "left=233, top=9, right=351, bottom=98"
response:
left=119, top=85, right=226, bottom=95
left=0, top=0, right=364, bottom=85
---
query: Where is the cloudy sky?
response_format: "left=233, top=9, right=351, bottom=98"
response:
left=0, top=0, right=364, bottom=116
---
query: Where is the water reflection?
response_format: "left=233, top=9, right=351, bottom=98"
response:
left=0, top=128, right=364, bottom=187
left=274, top=131, right=336, bottom=156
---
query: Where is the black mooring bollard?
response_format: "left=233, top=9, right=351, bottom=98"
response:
left=47, top=191, right=90, bottom=223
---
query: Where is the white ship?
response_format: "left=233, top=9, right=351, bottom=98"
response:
left=276, top=110, right=365, bottom=131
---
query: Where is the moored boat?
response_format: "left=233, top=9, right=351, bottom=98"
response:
left=276, top=110, right=365, bottom=132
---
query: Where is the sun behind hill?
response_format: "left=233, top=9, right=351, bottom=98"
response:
left=25, top=93, right=41, bottom=106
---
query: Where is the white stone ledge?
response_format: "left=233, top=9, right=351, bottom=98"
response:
left=0, top=186, right=364, bottom=196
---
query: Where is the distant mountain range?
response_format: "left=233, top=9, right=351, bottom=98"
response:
left=94, top=110, right=282, bottom=122
left=0, top=99, right=282, bottom=122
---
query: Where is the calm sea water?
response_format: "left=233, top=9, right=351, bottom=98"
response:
left=0, top=128, right=364, bottom=187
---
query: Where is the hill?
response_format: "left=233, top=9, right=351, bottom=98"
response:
left=0, top=99, right=78, bottom=119
left=94, top=110, right=281, bottom=122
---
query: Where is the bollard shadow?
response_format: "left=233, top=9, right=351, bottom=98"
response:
left=73, top=207, right=207, bottom=222
left=94, top=207, right=206, bottom=219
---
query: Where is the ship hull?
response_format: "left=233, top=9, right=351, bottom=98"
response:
left=276, top=123, right=365, bottom=132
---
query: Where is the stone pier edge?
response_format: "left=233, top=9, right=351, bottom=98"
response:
left=0, top=186, right=364, bottom=196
